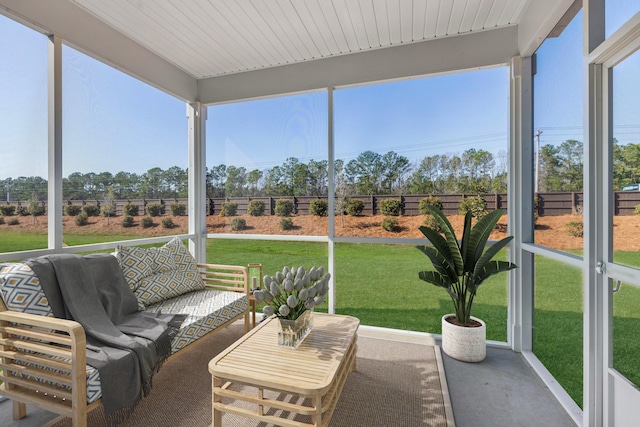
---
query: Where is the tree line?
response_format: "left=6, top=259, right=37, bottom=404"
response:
left=1, top=141, right=639, bottom=202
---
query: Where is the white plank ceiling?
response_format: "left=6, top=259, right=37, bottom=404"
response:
left=71, top=0, right=529, bottom=79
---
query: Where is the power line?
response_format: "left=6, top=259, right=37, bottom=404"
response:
left=535, top=130, right=542, bottom=193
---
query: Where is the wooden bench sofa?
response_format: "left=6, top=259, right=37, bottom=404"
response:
left=0, top=237, right=251, bottom=427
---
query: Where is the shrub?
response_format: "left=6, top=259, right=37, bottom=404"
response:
left=7, top=218, right=19, bottom=226
left=75, top=213, right=89, bottom=226
left=347, top=199, right=365, bottom=216
left=335, top=198, right=349, bottom=215
left=247, top=200, right=265, bottom=216
left=231, top=217, right=246, bottom=231
left=102, top=187, right=116, bottom=219
left=423, top=214, right=442, bottom=232
left=0, top=205, right=15, bottom=216
left=82, top=205, right=100, bottom=217
left=280, top=217, right=294, bottom=230
left=121, top=215, right=135, bottom=228
left=635, top=204, right=640, bottom=215
left=161, top=217, right=174, bottom=229
left=16, top=206, right=29, bottom=216
left=381, top=216, right=400, bottom=232
left=566, top=221, right=584, bottom=237
left=141, top=217, right=154, bottom=228
left=275, top=199, right=295, bottom=217
left=123, top=203, right=139, bottom=216
left=28, top=204, right=45, bottom=217
left=380, top=199, right=402, bottom=216
left=169, top=202, right=186, bottom=216
left=0, top=217, right=4, bottom=225
left=145, top=203, right=164, bottom=217
left=101, top=203, right=116, bottom=217
left=418, top=197, right=443, bottom=214
left=220, top=201, right=238, bottom=217
left=65, top=205, right=82, bottom=216
left=309, top=199, right=328, bottom=217
left=458, top=196, right=488, bottom=219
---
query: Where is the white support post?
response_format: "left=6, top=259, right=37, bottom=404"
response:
left=583, top=2, right=606, bottom=426
left=327, top=88, right=335, bottom=315
left=584, top=60, right=606, bottom=427
left=601, top=63, right=615, bottom=427
left=508, top=56, right=535, bottom=352
left=187, top=102, right=207, bottom=263
left=48, top=34, right=63, bottom=252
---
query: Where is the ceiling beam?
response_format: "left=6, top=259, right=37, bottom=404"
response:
left=198, top=26, right=519, bottom=105
left=518, top=0, right=579, bottom=57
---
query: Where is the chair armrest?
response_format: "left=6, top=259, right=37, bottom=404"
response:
left=196, top=263, right=249, bottom=295
left=0, top=310, right=87, bottom=417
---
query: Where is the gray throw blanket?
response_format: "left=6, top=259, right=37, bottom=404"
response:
left=27, top=254, right=186, bottom=425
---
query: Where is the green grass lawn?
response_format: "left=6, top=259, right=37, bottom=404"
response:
left=533, top=256, right=584, bottom=406
left=611, top=252, right=640, bottom=394
left=0, top=230, right=157, bottom=253
left=0, top=230, right=48, bottom=252
left=3, top=232, right=640, bottom=409
left=208, top=238, right=509, bottom=337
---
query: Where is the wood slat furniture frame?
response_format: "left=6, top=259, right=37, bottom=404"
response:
left=209, top=312, right=359, bottom=427
left=0, top=263, right=250, bottom=427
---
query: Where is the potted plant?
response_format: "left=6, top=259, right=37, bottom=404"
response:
left=417, top=206, right=516, bottom=362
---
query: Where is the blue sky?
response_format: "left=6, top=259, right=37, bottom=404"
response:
left=533, top=9, right=585, bottom=148
left=1, top=6, right=638, bottom=180
left=207, top=66, right=509, bottom=171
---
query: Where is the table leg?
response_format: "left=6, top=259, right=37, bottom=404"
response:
left=13, top=401, right=26, bottom=420
left=312, top=394, right=322, bottom=426
left=252, top=305, right=256, bottom=329
left=350, top=338, right=358, bottom=372
left=249, top=296, right=257, bottom=329
left=212, top=376, right=222, bottom=427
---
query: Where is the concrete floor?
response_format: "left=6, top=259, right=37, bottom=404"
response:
left=0, top=396, right=60, bottom=427
left=442, top=346, right=578, bottom=427
left=0, top=337, right=579, bottom=427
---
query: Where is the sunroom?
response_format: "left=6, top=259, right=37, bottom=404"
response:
left=0, top=1, right=639, bottom=426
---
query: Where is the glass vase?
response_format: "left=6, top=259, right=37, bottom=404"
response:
left=277, top=310, right=313, bottom=349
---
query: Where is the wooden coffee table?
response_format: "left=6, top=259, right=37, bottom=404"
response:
left=208, top=312, right=359, bottom=427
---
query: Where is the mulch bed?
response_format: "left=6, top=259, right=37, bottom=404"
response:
left=3, top=213, right=639, bottom=251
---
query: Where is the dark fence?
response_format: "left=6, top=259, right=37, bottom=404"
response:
left=210, top=194, right=507, bottom=216
left=2, top=192, right=640, bottom=216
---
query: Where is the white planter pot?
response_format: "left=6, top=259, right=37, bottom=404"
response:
left=441, top=314, right=486, bottom=362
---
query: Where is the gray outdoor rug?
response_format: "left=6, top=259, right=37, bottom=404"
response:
left=47, top=321, right=454, bottom=427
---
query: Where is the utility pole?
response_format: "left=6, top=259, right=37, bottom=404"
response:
left=534, top=129, right=542, bottom=193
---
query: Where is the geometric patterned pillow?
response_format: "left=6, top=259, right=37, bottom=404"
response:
left=114, top=246, right=154, bottom=292
left=147, top=246, right=176, bottom=274
left=0, top=263, right=54, bottom=317
left=114, top=238, right=205, bottom=310
left=163, top=237, right=202, bottom=281
left=136, top=270, right=206, bottom=309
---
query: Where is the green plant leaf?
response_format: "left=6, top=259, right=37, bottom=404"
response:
left=418, top=271, right=458, bottom=300
left=418, top=270, right=449, bottom=288
left=418, top=225, right=451, bottom=260
left=464, top=209, right=504, bottom=271
left=425, top=206, right=463, bottom=274
left=416, top=245, right=457, bottom=282
left=473, top=260, right=517, bottom=285
left=460, top=211, right=473, bottom=271
left=474, top=236, right=514, bottom=275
